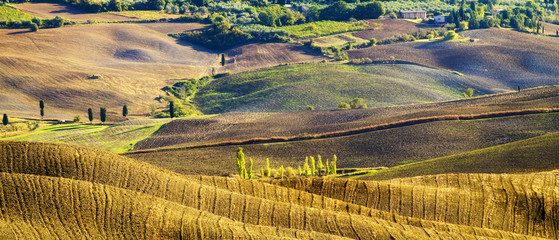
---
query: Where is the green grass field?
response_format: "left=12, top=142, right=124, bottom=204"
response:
left=279, top=20, right=369, bottom=38
left=3, top=119, right=168, bottom=153
left=194, top=62, right=484, bottom=114
left=0, top=5, right=37, bottom=21
left=355, top=132, right=559, bottom=180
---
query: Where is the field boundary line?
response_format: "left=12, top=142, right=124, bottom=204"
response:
left=124, top=108, right=559, bottom=155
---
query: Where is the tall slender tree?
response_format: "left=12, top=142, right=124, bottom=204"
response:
left=100, top=107, right=107, bottom=124
left=169, top=101, right=175, bottom=119
left=122, top=105, right=128, bottom=118
left=2, top=114, right=8, bottom=137
left=88, top=108, right=93, bottom=124
left=221, top=54, right=225, bottom=66
left=39, top=100, right=45, bottom=120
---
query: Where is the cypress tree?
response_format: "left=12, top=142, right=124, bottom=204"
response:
left=310, top=156, right=316, bottom=176
left=279, top=165, right=284, bottom=179
left=265, top=158, right=271, bottom=177
left=169, top=101, right=175, bottom=119
left=325, top=159, right=330, bottom=176
left=331, top=155, right=337, bottom=175
left=39, top=100, right=45, bottom=120
left=2, top=113, right=8, bottom=137
left=122, top=105, right=128, bottom=117
left=100, top=107, right=107, bottom=124
left=298, top=166, right=303, bottom=176
left=221, top=54, right=225, bottom=66
left=317, top=155, right=324, bottom=176
left=88, top=108, right=93, bottom=124
left=248, top=158, right=253, bottom=179
left=261, top=168, right=265, bottom=178
left=236, top=147, right=246, bottom=178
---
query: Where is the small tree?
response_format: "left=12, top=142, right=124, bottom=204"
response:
left=369, top=38, right=377, bottom=46
left=100, top=107, right=107, bottom=124
left=330, top=155, right=337, bottom=175
left=350, top=98, right=367, bottom=109
left=169, top=101, right=175, bottom=119
left=287, top=167, right=296, bottom=177
left=325, top=159, right=330, bottom=176
left=265, top=158, right=271, bottom=177
left=2, top=114, right=8, bottom=137
left=298, top=166, right=303, bottom=176
left=337, top=102, right=351, bottom=109
left=310, top=156, right=316, bottom=176
left=88, top=108, right=93, bottom=124
left=444, top=30, right=458, bottom=40
left=221, top=53, right=226, bottom=66
left=317, top=155, right=324, bottom=176
left=30, top=23, right=38, bottom=32
left=122, top=105, right=128, bottom=118
left=260, top=168, right=265, bottom=178
left=248, top=158, right=253, bottom=179
left=279, top=165, right=285, bottom=179
left=463, top=88, right=474, bottom=98
left=39, top=100, right=45, bottom=120
left=236, top=147, right=246, bottom=178
left=307, top=106, right=314, bottom=111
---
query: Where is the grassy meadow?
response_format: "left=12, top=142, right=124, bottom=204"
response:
left=279, top=20, right=370, bottom=38
left=0, top=5, right=37, bottom=21
left=4, top=119, right=168, bottom=153
left=195, top=63, right=479, bottom=113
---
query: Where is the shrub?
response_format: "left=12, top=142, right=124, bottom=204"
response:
left=73, top=116, right=80, bottom=123
left=444, top=30, right=457, bottom=40
left=337, top=102, right=351, bottom=109
left=459, top=21, right=469, bottom=31
left=350, top=98, right=367, bottom=109
left=29, top=22, right=38, bottom=31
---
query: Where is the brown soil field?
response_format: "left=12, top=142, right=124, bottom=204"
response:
left=0, top=23, right=220, bottom=119
left=134, top=85, right=559, bottom=150
left=349, top=28, right=559, bottom=92
left=14, top=2, right=136, bottom=22
left=127, top=111, right=559, bottom=176
left=1, top=141, right=556, bottom=239
left=140, top=22, right=207, bottom=34
left=352, top=19, right=434, bottom=41
left=218, top=43, right=326, bottom=74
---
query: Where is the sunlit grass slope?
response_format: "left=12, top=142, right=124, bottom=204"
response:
left=195, top=63, right=480, bottom=113
left=3, top=119, right=168, bottom=153
left=0, top=5, right=37, bottom=21
left=1, top=141, right=555, bottom=239
left=356, top=132, right=559, bottom=180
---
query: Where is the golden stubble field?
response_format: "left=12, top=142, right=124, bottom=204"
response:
left=1, top=141, right=557, bottom=239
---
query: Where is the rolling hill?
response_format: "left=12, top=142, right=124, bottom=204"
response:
left=135, top=85, right=559, bottom=150
left=349, top=28, right=559, bottom=92
left=127, top=111, right=559, bottom=176
left=194, top=62, right=480, bottom=114
left=356, top=132, right=559, bottom=180
left=0, top=23, right=218, bottom=119
left=0, top=141, right=557, bottom=239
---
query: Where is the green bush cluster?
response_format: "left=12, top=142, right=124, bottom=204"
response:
left=0, top=16, right=71, bottom=29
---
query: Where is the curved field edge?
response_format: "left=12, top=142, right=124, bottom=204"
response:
left=194, top=63, right=480, bottom=114
left=128, top=108, right=559, bottom=153
left=0, top=141, right=553, bottom=239
left=2, top=119, right=169, bottom=153
left=352, top=132, right=559, bottom=181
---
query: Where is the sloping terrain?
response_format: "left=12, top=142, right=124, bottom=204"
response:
left=349, top=28, right=559, bottom=92
left=218, top=43, right=326, bottom=74
left=0, top=23, right=219, bottom=119
left=352, top=19, right=434, bottom=41
left=127, top=111, right=559, bottom=176
left=195, top=63, right=478, bottom=114
left=134, top=85, right=559, bottom=150
left=0, top=141, right=557, bottom=239
left=357, top=132, right=559, bottom=180
left=14, top=2, right=136, bottom=22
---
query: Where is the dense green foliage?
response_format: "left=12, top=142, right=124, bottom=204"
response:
left=279, top=20, right=367, bottom=38
left=173, top=19, right=251, bottom=50
left=193, top=63, right=477, bottom=113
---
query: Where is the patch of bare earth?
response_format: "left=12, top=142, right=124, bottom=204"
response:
left=0, top=24, right=219, bottom=119
left=217, top=43, right=326, bottom=74
left=349, top=28, right=559, bottom=92
left=14, top=2, right=136, bottom=22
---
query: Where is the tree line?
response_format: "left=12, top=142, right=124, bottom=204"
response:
left=235, top=147, right=338, bottom=179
